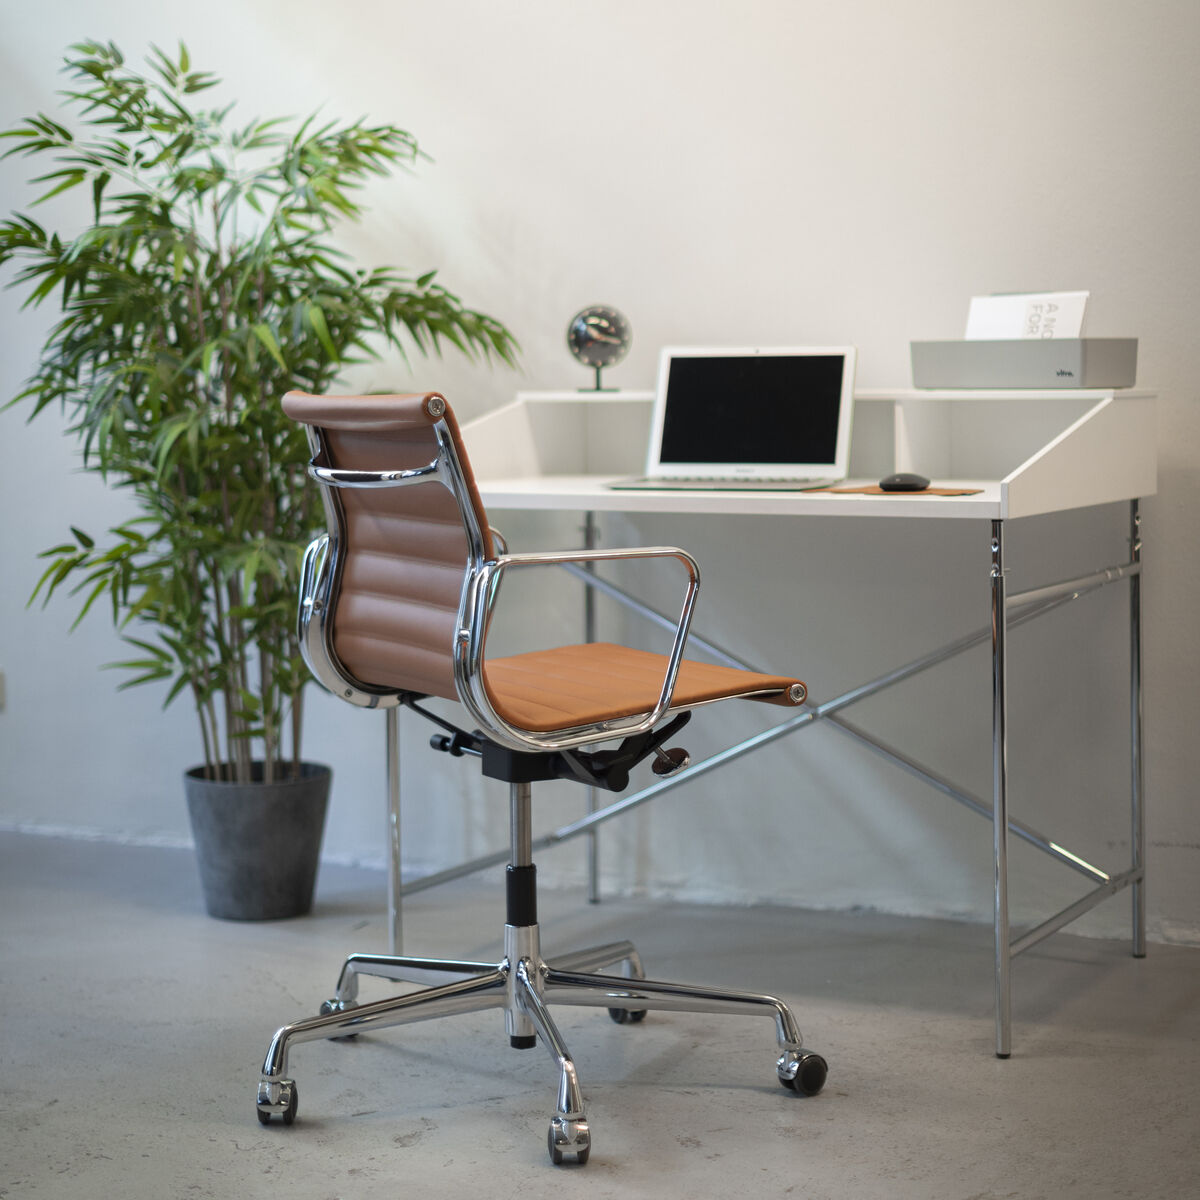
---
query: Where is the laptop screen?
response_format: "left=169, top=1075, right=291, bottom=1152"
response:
left=648, top=347, right=856, bottom=480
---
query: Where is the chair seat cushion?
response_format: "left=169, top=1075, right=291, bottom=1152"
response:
left=483, top=642, right=804, bottom=733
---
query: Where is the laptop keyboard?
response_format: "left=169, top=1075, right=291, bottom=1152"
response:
left=609, top=476, right=837, bottom=491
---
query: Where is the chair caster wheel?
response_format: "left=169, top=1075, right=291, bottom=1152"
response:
left=319, top=997, right=359, bottom=1039
left=608, top=1006, right=647, bottom=1025
left=256, top=1078, right=298, bottom=1125
left=548, top=1117, right=591, bottom=1165
left=777, top=1050, right=828, bottom=1097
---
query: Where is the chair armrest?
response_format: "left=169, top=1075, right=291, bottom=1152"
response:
left=453, top=545, right=701, bottom=753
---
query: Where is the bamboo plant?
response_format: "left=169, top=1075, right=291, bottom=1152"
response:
left=0, top=41, right=517, bottom=782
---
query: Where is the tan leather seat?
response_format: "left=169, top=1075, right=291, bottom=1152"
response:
left=484, top=642, right=802, bottom=732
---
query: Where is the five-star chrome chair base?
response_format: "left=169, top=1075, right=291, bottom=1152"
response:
left=256, top=788, right=827, bottom=1166
left=256, top=926, right=827, bottom=1165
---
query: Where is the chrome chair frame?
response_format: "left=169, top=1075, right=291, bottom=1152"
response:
left=257, top=395, right=825, bottom=1163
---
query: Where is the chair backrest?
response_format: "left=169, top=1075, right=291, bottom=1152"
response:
left=282, top=391, right=493, bottom=703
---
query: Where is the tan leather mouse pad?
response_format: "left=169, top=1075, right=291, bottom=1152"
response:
left=813, top=485, right=984, bottom=497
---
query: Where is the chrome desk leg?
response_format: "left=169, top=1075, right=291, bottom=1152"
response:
left=1130, top=500, right=1147, bottom=958
left=991, top=520, right=1012, bottom=1059
left=386, top=706, right=402, bottom=955
left=583, top=510, right=600, bottom=904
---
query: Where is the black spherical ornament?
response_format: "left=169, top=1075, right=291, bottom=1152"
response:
left=567, top=305, right=631, bottom=390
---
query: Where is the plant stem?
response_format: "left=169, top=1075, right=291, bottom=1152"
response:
left=291, top=687, right=303, bottom=779
left=194, top=680, right=215, bottom=779
left=258, top=581, right=275, bottom=782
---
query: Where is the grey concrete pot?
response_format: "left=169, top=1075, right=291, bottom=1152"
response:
left=184, top=762, right=332, bottom=921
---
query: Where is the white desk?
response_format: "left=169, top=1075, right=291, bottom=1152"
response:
left=465, top=387, right=1154, bottom=521
left=449, top=386, right=1155, bottom=1057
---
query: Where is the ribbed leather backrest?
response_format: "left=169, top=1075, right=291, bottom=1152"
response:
left=282, top=392, right=493, bottom=702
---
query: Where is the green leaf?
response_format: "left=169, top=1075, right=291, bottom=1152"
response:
left=112, top=666, right=173, bottom=690
left=252, top=322, right=287, bottom=369
left=153, top=415, right=190, bottom=476
left=163, top=670, right=194, bottom=707
left=29, top=553, right=81, bottom=605
left=70, top=575, right=113, bottom=630
left=305, top=301, right=337, bottom=361
left=29, top=169, right=87, bottom=205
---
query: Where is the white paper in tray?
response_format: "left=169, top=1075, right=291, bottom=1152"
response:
left=965, top=291, right=1089, bottom=340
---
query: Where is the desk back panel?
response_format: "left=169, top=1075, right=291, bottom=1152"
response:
left=530, top=395, right=652, bottom=476
left=465, top=392, right=652, bottom=480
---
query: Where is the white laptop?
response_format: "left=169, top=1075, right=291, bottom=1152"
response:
left=610, top=345, right=856, bottom=491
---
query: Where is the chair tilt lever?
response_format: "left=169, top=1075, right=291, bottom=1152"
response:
left=429, top=729, right=484, bottom=758
left=555, top=713, right=692, bottom=790
left=422, top=707, right=694, bottom=794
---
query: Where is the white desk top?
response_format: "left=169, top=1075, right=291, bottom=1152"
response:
left=476, top=475, right=1003, bottom=519
left=465, top=388, right=1156, bottom=522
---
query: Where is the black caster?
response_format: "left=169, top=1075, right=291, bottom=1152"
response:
left=548, top=1118, right=591, bottom=1165
left=777, top=1050, right=828, bottom=1097
left=256, top=1078, right=298, bottom=1125
left=608, top=1006, right=647, bottom=1025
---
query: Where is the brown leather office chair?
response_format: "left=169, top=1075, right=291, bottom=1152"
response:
left=256, top=391, right=827, bottom=1164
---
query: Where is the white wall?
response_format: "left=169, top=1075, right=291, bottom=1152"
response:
left=2, top=1, right=1197, bottom=942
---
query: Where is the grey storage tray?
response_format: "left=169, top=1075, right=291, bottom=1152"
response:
left=911, top=338, right=1137, bottom=389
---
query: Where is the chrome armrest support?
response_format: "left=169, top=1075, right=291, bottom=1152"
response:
left=453, top=546, right=701, bottom=754
left=297, top=533, right=403, bottom=710
left=308, top=460, right=441, bottom=488
left=481, top=529, right=509, bottom=627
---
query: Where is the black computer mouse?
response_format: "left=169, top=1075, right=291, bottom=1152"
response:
left=878, top=472, right=930, bottom=492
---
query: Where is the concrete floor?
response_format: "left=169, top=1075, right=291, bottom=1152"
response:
left=2, top=831, right=1198, bottom=1200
